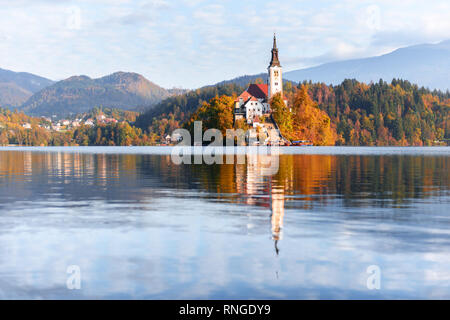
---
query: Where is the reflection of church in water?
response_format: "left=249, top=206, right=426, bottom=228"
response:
left=235, top=153, right=285, bottom=255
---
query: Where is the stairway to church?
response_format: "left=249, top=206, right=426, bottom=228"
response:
left=258, top=115, right=290, bottom=145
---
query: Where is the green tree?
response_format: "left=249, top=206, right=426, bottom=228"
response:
left=271, top=93, right=292, bottom=132
left=185, top=95, right=235, bottom=136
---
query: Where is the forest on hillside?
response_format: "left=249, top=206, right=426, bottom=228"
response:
left=1, top=79, right=449, bottom=146
left=0, top=107, right=153, bottom=146
left=305, top=79, right=449, bottom=145
left=136, top=78, right=450, bottom=146
left=134, top=82, right=244, bottom=138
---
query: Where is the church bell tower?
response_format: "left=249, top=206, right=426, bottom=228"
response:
left=268, top=34, right=283, bottom=99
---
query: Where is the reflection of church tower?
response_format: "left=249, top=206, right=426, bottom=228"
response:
left=23, top=152, right=32, bottom=176
left=271, top=186, right=285, bottom=254
left=268, top=33, right=283, bottom=99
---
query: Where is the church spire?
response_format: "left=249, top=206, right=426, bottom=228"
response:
left=268, top=34, right=283, bottom=99
left=269, top=33, right=281, bottom=67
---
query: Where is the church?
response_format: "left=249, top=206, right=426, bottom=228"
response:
left=234, top=34, right=289, bottom=124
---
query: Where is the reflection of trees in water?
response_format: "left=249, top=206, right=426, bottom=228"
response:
left=216, top=155, right=449, bottom=207
left=0, top=152, right=121, bottom=180
left=0, top=152, right=131, bottom=201
left=0, top=151, right=448, bottom=261
left=1, top=152, right=449, bottom=235
left=1, top=152, right=448, bottom=202
left=143, top=154, right=449, bottom=253
left=333, top=155, right=450, bottom=205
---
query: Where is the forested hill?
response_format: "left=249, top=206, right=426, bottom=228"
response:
left=214, top=74, right=266, bottom=87
left=134, top=82, right=244, bottom=135
left=136, top=78, right=449, bottom=146
left=1, top=79, right=448, bottom=146
left=305, top=79, right=449, bottom=145
left=20, top=72, right=171, bottom=118
left=0, top=67, right=54, bottom=107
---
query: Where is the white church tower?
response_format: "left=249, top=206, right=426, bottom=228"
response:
left=268, top=33, right=283, bottom=99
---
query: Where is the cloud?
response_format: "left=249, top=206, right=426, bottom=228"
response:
left=0, top=0, right=449, bottom=88
left=66, top=6, right=82, bottom=30
left=193, top=4, right=225, bottom=26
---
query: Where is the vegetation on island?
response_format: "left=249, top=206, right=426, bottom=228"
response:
left=271, top=86, right=336, bottom=145
left=134, top=82, right=244, bottom=139
left=184, top=95, right=235, bottom=135
left=139, top=78, right=448, bottom=146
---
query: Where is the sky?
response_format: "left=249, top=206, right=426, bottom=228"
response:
left=0, top=0, right=449, bottom=89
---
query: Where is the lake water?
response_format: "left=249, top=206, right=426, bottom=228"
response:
left=0, top=147, right=449, bottom=299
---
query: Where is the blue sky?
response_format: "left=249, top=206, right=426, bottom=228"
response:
left=0, top=0, right=449, bottom=88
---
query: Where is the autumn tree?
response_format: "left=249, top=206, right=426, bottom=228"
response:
left=0, top=130, right=8, bottom=146
left=290, top=85, right=337, bottom=145
left=185, top=95, right=235, bottom=136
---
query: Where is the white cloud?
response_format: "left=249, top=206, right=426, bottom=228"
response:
left=0, top=0, right=448, bottom=88
left=66, top=6, right=82, bottom=30
left=193, top=4, right=225, bottom=26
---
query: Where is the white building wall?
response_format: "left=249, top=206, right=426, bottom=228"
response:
left=268, top=66, right=283, bottom=98
left=245, top=100, right=265, bottom=121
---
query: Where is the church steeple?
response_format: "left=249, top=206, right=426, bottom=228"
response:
left=268, top=34, right=283, bottom=99
left=269, top=33, right=281, bottom=67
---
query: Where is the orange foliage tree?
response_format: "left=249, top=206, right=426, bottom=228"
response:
left=273, top=85, right=336, bottom=145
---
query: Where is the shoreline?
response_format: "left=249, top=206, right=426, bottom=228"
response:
left=1, top=145, right=450, bottom=155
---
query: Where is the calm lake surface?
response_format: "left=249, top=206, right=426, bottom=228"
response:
left=0, top=147, right=449, bottom=299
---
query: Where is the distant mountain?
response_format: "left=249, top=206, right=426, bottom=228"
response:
left=20, top=72, right=171, bottom=117
left=0, top=68, right=54, bottom=107
left=215, top=74, right=266, bottom=87
left=284, top=40, right=450, bottom=91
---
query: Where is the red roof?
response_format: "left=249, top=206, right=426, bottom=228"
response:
left=247, top=84, right=268, bottom=99
left=235, top=83, right=268, bottom=102
left=236, top=91, right=251, bottom=101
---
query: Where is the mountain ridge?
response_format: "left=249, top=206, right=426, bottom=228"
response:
left=0, top=68, right=54, bottom=107
left=284, top=40, right=450, bottom=91
left=2, top=39, right=449, bottom=116
left=20, top=71, right=171, bottom=117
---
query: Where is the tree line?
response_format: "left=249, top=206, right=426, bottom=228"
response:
left=299, top=79, right=449, bottom=145
left=137, top=78, right=449, bottom=146
left=0, top=108, right=153, bottom=146
left=1, top=78, right=449, bottom=146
